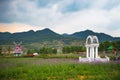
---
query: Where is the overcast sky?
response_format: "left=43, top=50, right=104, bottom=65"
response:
left=0, top=0, right=120, bottom=37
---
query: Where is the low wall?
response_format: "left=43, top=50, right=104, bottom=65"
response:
left=95, top=57, right=109, bottom=62
left=79, top=56, right=109, bottom=62
left=79, top=57, right=90, bottom=62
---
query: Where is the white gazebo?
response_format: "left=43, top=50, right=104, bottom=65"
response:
left=79, top=35, right=109, bottom=62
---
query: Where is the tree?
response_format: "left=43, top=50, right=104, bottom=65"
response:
left=34, top=49, right=39, bottom=54
left=115, top=41, right=120, bottom=51
left=99, top=42, right=104, bottom=51
left=62, top=47, right=66, bottom=53
left=99, top=41, right=111, bottom=52
left=0, top=46, right=2, bottom=55
left=7, top=46, right=12, bottom=54
left=27, top=49, right=35, bottom=54
left=62, top=46, right=85, bottom=54
left=52, top=48, right=57, bottom=54
left=103, top=41, right=111, bottom=51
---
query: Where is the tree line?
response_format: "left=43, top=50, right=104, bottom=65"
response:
left=0, top=40, right=120, bottom=55
left=62, top=46, right=85, bottom=54
left=0, top=45, right=13, bottom=55
left=19, top=40, right=120, bottom=54
left=99, top=41, right=120, bottom=52
left=27, top=47, right=57, bottom=54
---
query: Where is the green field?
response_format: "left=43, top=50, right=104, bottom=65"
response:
left=0, top=58, right=120, bottom=80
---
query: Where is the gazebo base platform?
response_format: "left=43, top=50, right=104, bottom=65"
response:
left=79, top=56, right=109, bottom=63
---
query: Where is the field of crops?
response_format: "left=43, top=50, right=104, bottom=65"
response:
left=0, top=58, right=120, bottom=80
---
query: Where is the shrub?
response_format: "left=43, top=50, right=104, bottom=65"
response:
left=109, top=55, right=117, bottom=61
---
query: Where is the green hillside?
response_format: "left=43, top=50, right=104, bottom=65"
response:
left=0, top=28, right=120, bottom=49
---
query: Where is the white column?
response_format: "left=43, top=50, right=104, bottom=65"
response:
left=90, top=46, right=94, bottom=61
left=86, top=47, right=89, bottom=58
left=90, top=47, right=92, bottom=59
left=95, top=47, right=98, bottom=58
left=92, top=46, right=95, bottom=59
left=90, top=47, right=92, bottom=62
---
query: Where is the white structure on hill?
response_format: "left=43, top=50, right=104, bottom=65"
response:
left=79, top=35, right=109, bottom=62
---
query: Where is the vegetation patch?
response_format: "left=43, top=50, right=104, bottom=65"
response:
left=0, top=58, right=120, bottom=80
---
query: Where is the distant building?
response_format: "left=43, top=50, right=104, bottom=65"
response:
left=13, top=42, right=22, bottom=56
left=57, top=47, right=62, bottom=54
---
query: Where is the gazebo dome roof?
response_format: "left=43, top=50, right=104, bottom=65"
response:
left=86, top=35, right=99, bottom=45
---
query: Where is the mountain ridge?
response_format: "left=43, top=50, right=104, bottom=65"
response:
left=69, top=29, right=119, bottom=42
left=0, top=28, right=120, bottom=45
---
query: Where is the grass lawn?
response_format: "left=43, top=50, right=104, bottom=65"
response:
left=0, top=58, right=120, bottom=80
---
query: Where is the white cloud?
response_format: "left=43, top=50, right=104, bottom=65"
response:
left=53, top=0, right=120, bottom=37
left=0, top=0, right=120, bottom=37
left=0, top=23, right=43, bottom=33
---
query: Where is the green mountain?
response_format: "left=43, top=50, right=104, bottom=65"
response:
left=0, top=28, right=60, bottom=44
left=0, top=28, right=81, bottom=47
left=0, top=29, right=120, bottom=48
left=69, top=30, right=120, bottom=42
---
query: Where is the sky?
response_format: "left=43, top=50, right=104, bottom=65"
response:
left=0, top=0, right=120, bottom=37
